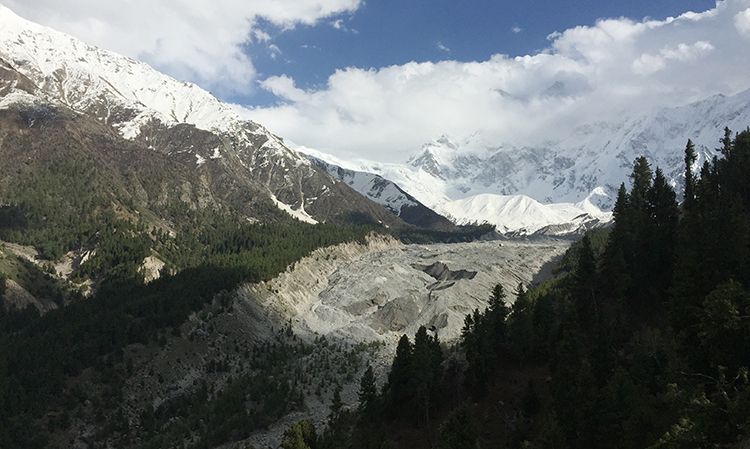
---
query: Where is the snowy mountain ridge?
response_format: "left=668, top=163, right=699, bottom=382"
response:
left=0, top=3, right=318, bottom=191
left=306, top=153, right=420, bottom=215
left=0, top=3, right=241, bottom=135
left=295, top=90, right=750, bottom=234
left=434, top=190, right=612, bottom=236
left=5, top=3, right=747, bottom=235
left=303, top=153, right=460, bottom=230
left=409, top=89, right=750, bottom=210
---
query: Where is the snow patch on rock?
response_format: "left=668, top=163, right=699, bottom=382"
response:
left=270, top=193, right=318, bottom=224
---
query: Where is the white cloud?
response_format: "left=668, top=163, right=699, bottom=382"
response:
left=268, top=44, right=282, bottom=60
left=244, top=0, right=750, bottom=162
left=4, top=0, right=362, bottom=96
left=8, top=0, right=750, bottom=164
left=736, top=7, right=750, bottom=34
left=437, top=42, right=451, bottom=53
left=330, top=18, right=357, bottom=34
left=512, top=26, right=522, bottom=34
left=633, top=41, right=715, bottom=74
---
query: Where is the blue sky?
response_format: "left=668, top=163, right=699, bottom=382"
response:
left=5, top=0, right=750, bottom=162
left=246, top=0, right=717, bottom=105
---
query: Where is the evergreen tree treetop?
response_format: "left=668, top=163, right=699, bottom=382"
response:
left=684, top=139, right=697, bottom=208
left=629, top=156, right=653, bottom=207
left=358, top=364, right=378, bottom=416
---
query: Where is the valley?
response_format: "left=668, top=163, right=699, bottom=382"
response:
left=2, top=2, right=750, bottom=448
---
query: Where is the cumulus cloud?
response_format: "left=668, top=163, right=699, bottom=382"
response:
left=4, top=0, right=361, bottom=96
left=245, top=0, right=750, bottom=162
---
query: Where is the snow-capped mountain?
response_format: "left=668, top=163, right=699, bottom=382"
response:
left=300, top=88, right=750, bottom=234
left=0, top=4, right=240, bottom=135
left=407, top=89, right=750, bottom=210
left=300, top=146, right=456, bottom=210
left=306, top=155, right=419, bottom=215
left=5, top=2, right=746, bottom=236
left=434, top=190, right=612, bottom=236
left=0, top=3, right=402, bottom=227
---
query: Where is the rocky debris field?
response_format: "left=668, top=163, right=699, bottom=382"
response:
left=240, top=237, right=571, bottom=347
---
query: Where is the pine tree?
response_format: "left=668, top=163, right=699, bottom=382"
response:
left=508, top=283, right=536, bottom=359
left=571, top=234, right=599, bottom=332
left=384, top=334, right=413, bottom=417
left=410, top=326, right=443, bottom=428
left=437, top=403, right=478, bottom=449
left=358, top=365, right=378, bottom=418
left=684, top=139, right=697, bottom=209
left=323, top=386, right=348, bottom=448
left=281, top=420, right=317, bottom=449
left=645, top=167, right=678, bottom=304
left=719, top=126, right=732, bottom=157
left=698, top=279, right=750, bottom=372
left=487, top=283, right=510, bottom=346
left=629, top=156, right=653, bottom=211
left=600, top=183, right=633, bottom=302
left=355, top=365, right=380, bottom=449
left=461, top=285, right=507, bottom=396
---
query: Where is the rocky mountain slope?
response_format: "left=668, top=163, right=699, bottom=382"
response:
left=307, top=154, right=458, bottom=230
left=0, top=4, right=402, bottom=228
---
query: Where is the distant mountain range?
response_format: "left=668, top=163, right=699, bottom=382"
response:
left=306, top=155, right=457, bottom=231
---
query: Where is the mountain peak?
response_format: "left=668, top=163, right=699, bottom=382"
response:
left=435, top=134, right=460, bottom=150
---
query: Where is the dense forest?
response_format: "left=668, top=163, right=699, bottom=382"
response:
left=0, top=214, right=381, bottom=447
left=2, top=127, right=750, bottom=448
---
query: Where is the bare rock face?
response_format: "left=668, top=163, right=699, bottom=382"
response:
left=138, top=256, right=165, bottom=283
left=238, top=237, right=571, bottom=346
left=414, top=261, right=477, bottom=281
